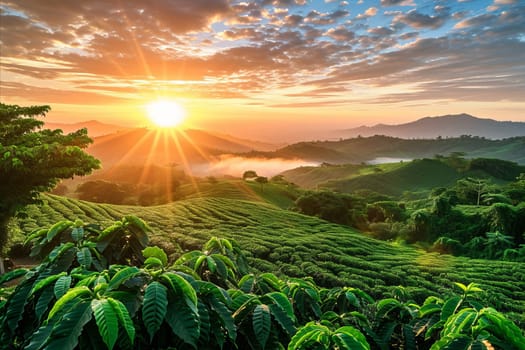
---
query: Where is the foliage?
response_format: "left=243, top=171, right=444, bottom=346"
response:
left=12, top=194, right=525, bottom=325
left=1, top=217, right=524, bottom=349
left=243, top=170, right=258, bottom=180
left=0, top=103, right=100, bottom=265
left=295, top=191, right=366, bottom=227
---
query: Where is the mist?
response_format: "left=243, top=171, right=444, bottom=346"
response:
left=190, top=155, right=318, bottom=178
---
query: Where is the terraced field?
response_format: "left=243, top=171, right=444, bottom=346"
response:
left=14, top=194, right=525, bottom=325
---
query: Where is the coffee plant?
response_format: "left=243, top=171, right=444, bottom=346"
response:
left=1, top=217, right=523, bottom=349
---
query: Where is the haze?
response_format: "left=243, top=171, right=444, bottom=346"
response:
left=1, top=0, right=524, bottom=142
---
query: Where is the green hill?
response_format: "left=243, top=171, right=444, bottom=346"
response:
left=13, top=194, right=525, bottom=324
left=253, top=135, right=525, bottom=164
left=282, top=158, right=525, bottom=197
left=324, top=159, right=460, bottom=196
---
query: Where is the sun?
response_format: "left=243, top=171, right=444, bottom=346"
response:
left=146, top=100, right=186, bottom=128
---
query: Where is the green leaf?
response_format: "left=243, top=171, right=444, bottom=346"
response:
left=430, top=334, right=472, bottom=350
left=107, top=266, right=140, bottom=291
left=332, top=326, right=371, bottom=350
left=48, top=286, right=92, bottom=321
left=266, top=291, right=295, bottom=319
left=35, top=287, right=55, bottom=321
left=54, top=275, right=72, bottom=299
left=0, top=268, right=27, bottom=286
left=443, top=308, right=478, bottom=336
left=4, top=279, right=33, bottom=333
left=161, top=272, right=198, bottom=311
left=25, top=323, right=54, bottom=350
left=76, top=247, right=92, bottom=268
left=142, top=246, right=168, bottom=266
left=288, top=323, right=329, bottom=350
left=44, top=300, right=93, bottom=350
left=269, top=303, right=297, bottom=336
left=454, top=282, right=468, bottom=293
left=48, top=242, right=75, bottom=262
left=206, top=255, right=217, bottom=273
left=209, top=296, right=237, bottom=342
left=107, top=297, right=135, bottom=344
left=142, top=281, right=168, bottom=341
left=419, top=303, right=442, bottom=318
left=165, top=297, right=200, bottom=348
left=197, top=301, right=211, bottom=346
left=376, top=298, right=402, bottom=318
left=253, top=304, right=271, bottom=349
left=144, top=256, right=163, bottom=268
left=71, top=226, right=84, bottom=242
left=24, top=228, right=48, bottom=245
left=441, top=296, right=462, bottom=321
left=46, top=220, right=74, bottom=241
left=91, top=299, right=119, bottom=350
left=345, top=290, right=360, bottom=308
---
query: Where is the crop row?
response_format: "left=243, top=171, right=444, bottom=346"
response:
left=14, top=194, right=525, bottom=324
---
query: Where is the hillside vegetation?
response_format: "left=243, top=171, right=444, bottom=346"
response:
left=282, top=157, right=525, bottom=196
left=251, top=135, right=525, bottom=164
left=12, top=194, right=525, bottom=326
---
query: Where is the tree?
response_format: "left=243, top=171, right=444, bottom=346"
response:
left=76, top=180, right=127, bottom=204
left=455, top=177, right=492, bottom=206
left=242, top=170, right=258, bottom=180
left=255, top=176, right=268, bottom=191
left=0, top=103, right=100, bottom=273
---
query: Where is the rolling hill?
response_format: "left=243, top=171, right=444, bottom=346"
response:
left=12, top=194, right=525, bottom=324
left=254, top=135, right=525, bottom=164
left=338, top=114, right=525, bottom=139
left=281, top=157, right=525, bottom=196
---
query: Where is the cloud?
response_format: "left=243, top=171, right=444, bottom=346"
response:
left=324, top=26, right=355, bottom=41
left=380, top=0, right=414, bottom=7
left=393, top=9, right=450, bottom=29
left=1, top=0, right=524, bottom=112
left=356, top=7, right=378, bottom=19
left=0, top=82, right=134, bottom=104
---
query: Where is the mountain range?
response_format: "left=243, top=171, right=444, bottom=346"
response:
left=87, top=128, right=277, bottom=167
left=44, top=120, right=127, bottom=137
left=338, top=113, right=525, bottom=139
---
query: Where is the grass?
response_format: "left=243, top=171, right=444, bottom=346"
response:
left=12, top=194, right=525, bottom=326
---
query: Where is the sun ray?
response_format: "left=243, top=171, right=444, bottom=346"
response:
left=166, top=129, right=202, bottom=196
left=137, top=130, right=163, bottom=188
left=176, top=129, right=215, bottom=164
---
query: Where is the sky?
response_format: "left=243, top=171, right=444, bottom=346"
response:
left=1, top=0, right=524, bottom=141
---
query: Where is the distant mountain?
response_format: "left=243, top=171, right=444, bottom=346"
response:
left=339, top=114, right=525, bottom=139
left=88, top=128, right=278, bottom=167
left=44, top=120, right=128, bottom=137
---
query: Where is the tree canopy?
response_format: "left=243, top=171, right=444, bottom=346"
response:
left=0, top=103, right=100, bottom=265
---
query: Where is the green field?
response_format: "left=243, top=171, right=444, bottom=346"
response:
left=14, top=194, right=525, bottom=326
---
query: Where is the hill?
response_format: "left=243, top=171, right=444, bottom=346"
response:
left=44, top=120, right=128, bottom=137
left=88, top=128, right=278, bottom=167
left=339, top=114, right=525, bottom=139
left=13, top=194, right=525, bottom=323
left=282, top=157, right=525, bottom=196
left=256, top=135, right=525, bottom=164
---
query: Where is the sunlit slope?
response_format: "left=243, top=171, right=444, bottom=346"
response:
left=17, top=195, right=525, bottom=321
left=283, top=158, right=524, bottom=196
left=178, top=179, right=299, bottom=209
left=324, top=159, right=460, bottom=196
left=281, top=163, right=405, bottom=189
